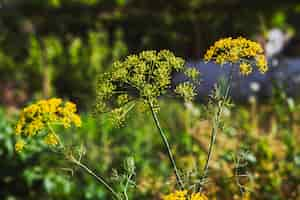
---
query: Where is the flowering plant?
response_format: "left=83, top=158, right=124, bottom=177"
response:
left=204, top=37, right=268, bottom=75
left=15, top=98, right=81, bottom=152
left=163, top=190, right=208, bottom=200
left=14, top=37, right=268, bottom=199
left=196, top=37, right=268, bottom=193
left=95, top=50, right=199, bottom=125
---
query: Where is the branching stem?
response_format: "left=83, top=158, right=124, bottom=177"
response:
left=70, top=156, right=122, bottom=200
left=199, top=68, right=234, bottom=192
left=149, top=102, right=185, bottom=190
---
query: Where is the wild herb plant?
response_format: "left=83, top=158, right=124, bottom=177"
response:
left=94, top=50, right=199, bottom=189
left=13, top=50, right=200, bottom=199
left=13, top=98, right=123, bottom=200
left=196, top=37, right=268, bottom=192
left=13, top=37, right=269, bottom=200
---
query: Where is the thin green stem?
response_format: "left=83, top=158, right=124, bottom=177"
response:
left=198, top=68, right=234, bottom=192
left=70, top=156, right=122, bottom=200
left=149, top=102, right=185, bottom=190
left=46, top=124, right=120, bottom=199
left=123, top=173, right=133, bottom=200
left=199, top=99, right=223, bottom=190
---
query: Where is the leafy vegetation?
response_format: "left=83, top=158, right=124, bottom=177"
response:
left=1, top=1, right=300, bottom=199
left=1, top=96, right=299, bottom=199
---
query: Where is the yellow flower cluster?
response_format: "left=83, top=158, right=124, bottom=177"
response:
left=44, top=133, right=60, bottom=146
left=191, top=193, right=209, bottom=200
left=204, top=37, right=268, bottom=75
left=15, top=140, right=25, bottom=152
left=163, top=190, right=186, bottom=200
left=239, top=62, right=252, bottom=75
left=15, top=98, right=81, bottom=152
left=163, top=190, right=208, bottom=200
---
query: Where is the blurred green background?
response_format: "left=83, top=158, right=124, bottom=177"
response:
left=0, top=1, right=300, bottom=199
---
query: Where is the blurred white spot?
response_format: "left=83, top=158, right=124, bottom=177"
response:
left=272, top=59, right=279, bottom=67
left=292, top=75, right=300, bottom=83
left=287, top=97, right=295, bottom=110
left=265, top=29, right=286, bottom=58
left=248, top=95, right=257, bottom=104
left=184, top=102, right=200, bottom=117
left=223, top=107, right=231, bottom=117
left=250, top=82, right=260, bottom=92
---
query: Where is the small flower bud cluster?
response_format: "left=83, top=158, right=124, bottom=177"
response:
left=95, top=50, right=199, bottom=125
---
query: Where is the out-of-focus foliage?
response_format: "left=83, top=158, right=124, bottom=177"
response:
left=2, top=0, right=300, bottom=57
left=0, top=26, right=127, bottom=108
left=1, top=1, right=300, bottom=199
left=1, top=0, right=300, bottom=108
left=1, top=95, right=300, bottom=199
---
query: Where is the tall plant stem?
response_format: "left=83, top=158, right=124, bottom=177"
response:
left=70, top=156, right=121, bottom=200
left=199, top=69, right=234, bottom=191
left=149, top=102, right=184, bottom=190
left=199, top=98, right=224, bottom=189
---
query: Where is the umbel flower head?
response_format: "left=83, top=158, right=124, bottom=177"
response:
left=14, top=98, right=81, bottom=152
left=163, top=190, right=208, bottom=200
left=204, top=37, right=268, bottom=75
left=95, top=50, right=199, bottom=124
